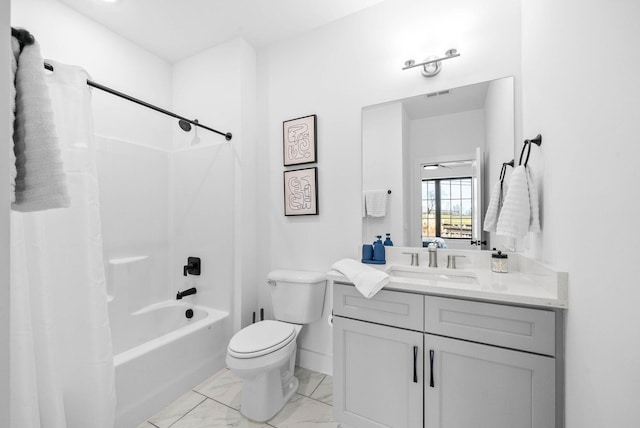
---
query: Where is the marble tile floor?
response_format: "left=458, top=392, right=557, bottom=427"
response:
left=137, top=367, right=340, bottom=428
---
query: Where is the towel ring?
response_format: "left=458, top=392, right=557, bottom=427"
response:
left=499, top=164, right=507, bottom=182
left=518, top=142, right=531, bottom=166
left=499, top=159, right=514, bottom=182
left=519, top=134, right=543, bottom=167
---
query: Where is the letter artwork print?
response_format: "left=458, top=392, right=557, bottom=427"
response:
left=283, top=115, right=316, bottom=166
left=283, top=167, right=318, bottom=216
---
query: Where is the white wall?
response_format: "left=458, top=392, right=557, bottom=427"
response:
left=362, top=102, right=404, bottom=246
left=258, top=0, right=522, bottom=372
left=484, top=77, right=515, bottom=250
left=96, top=136, right=170, bottom=306
left=522, top=1, right=640, bottom=426
left=171, top=38, right=257, bottom=333
left=410, top=110, right=485, bottom=160
left=1, top=0, right=11, bottom=423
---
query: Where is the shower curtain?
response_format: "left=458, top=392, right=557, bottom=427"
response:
left=10, top=61, right=115, bottom=428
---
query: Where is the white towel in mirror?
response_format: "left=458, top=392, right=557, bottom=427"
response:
left=364, top=190, right=387, bottom=217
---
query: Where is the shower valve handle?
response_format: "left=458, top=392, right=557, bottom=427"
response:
left=183, top=257, right=201, bottom=276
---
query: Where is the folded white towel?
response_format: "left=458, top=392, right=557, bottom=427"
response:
left=483, top=181, right=508, bottom=232
left=365, top=190, right=387, bottom=217
left=496, top=165, right=530, bottom=238
left=527, top=167, right=540, bottom=232
left=331, top=258, right=389, bottom=299
left=9, top=37, right=19, bottom=203
left=12, top=39, right=69, bottom=212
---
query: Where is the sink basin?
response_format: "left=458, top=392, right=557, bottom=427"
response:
left=386, top=265, right=478, bottom=285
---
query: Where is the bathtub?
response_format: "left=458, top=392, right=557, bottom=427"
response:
left=111, top=300, right=229, bottom=428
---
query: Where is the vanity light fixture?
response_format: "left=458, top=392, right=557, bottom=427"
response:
left=403, top=49, right=460, bottom=77
left=423, top=164, right=440, bottom=170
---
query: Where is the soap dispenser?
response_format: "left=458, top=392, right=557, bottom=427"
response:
left=373, top=235, right=386, bottom=263
left=383, top=233, right=393, bottom=246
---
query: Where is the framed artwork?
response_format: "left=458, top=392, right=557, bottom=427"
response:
left=283, top=167, right=318, bottom=216
left=283, top=114, right=317, bottom=166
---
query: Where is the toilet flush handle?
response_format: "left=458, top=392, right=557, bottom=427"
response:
left=267, top=279, right=276, bottom=286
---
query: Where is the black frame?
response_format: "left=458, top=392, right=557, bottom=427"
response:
left=283, top=167, right=319, bottom=216
left=422, top=176, right=473, bottom=239
left=282, top=114, right=317, bottom=166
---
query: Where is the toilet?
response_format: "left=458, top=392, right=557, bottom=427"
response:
left=226, top=269, right=327, bottom=422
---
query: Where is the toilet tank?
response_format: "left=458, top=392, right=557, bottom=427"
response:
left=268, top=270, right=327, bottom=324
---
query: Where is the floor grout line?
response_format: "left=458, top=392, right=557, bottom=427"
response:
left=305, top=374, right=326, bottom=398
left=163, top=392, right=208, bottom=428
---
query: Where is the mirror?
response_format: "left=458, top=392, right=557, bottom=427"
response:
left=362, top=77, right=515, bottom=250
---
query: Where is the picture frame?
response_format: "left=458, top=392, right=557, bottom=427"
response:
left=283, top=114, right=317, bottom=166
left=283, top=167, right=318, bottom=216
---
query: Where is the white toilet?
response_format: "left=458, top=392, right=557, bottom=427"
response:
left=226, top=269, right=327, bottom=422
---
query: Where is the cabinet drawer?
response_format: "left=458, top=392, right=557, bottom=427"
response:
left=333, top=282, right=423, bottom=331
left=425, top=296, right=556, bottom=356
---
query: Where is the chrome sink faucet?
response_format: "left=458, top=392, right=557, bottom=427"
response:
left=403, top=252, right=419, bottom=266
left=427, top=242, right=438, bottom=268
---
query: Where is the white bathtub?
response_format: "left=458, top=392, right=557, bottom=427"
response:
left=111, top=301, right=229, bottom=428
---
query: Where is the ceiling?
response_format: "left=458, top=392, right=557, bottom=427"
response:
left=57, top=0, right=385, bottom=63
left=401, top=81, right=490, bottom=120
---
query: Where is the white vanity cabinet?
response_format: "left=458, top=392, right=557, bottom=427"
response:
left=333, top=282, right=562, bottom=428
left=333, top=316, right=423, bottom=428
left=333, top=286, right=424, bottom=428
left=424, top=334, right=555, bottom=428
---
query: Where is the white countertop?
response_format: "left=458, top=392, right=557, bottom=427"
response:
left=328, top=248, right=568, bottom=309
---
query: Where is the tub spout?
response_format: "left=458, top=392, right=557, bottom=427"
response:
left=176, top=287, right=197, bottom=300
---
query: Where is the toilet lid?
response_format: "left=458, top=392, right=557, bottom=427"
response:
left=228, top=320, right=296, bottom=359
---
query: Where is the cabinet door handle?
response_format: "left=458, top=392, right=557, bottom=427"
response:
left=429, top=349, right=435, bottom=387
left=413, top=346, right=418, bottom=383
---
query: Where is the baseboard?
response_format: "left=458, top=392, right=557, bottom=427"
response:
left=296, top=347, right=332, bottom=376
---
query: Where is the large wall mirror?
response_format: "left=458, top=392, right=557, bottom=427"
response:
left=362, top=77, right=515, bottom=251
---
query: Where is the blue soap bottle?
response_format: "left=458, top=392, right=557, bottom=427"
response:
left=384, top=233, right=393, bottom=246
left=373, top=235, right=386, bottom=262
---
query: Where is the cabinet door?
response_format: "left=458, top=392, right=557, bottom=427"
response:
left=425, top=334, right=555, bottom=428
left=334, top=316, right=423, bottom=428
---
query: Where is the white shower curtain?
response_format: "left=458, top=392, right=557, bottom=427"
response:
left=10, top=61, right=115, bottom=428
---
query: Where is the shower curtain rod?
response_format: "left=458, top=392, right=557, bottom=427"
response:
left=43, top=62, right=233, bottom=141
left=12, top=27, right=231, bottom=139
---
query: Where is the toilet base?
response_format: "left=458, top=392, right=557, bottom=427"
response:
left=230, top=341, right=298, bottom=422
left=239, top=370, right=298, bottom=422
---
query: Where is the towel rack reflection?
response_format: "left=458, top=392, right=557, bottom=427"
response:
left=499, top=159, right=514, bottom=183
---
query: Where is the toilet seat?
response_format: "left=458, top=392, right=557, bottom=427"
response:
left=228, top=320, right=296, bottom=359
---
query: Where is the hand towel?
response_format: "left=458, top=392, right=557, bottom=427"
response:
left=331, top=258, right=389, bottom=299
left=9, top=37, right=19, bottom=203
left=496, top=165, right=530, bottom=238
left=12, top=39, right=70, bottom=212
left=527, top=167, right=540, bottom=232
left=483, top=180, right=508, bottom=232
left=365, top=190, right=387, bottom=217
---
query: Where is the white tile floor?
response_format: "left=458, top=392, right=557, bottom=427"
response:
left=137, top=367, right=340, bottom=428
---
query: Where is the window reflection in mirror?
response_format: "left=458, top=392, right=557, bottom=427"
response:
left=422, top=176, right=473, bottom=242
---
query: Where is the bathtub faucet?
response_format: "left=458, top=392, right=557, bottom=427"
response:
left=176, top=287, right=197, bottom=300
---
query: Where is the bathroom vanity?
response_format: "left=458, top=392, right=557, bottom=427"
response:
left=329, top=249, right=567, bottom=428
